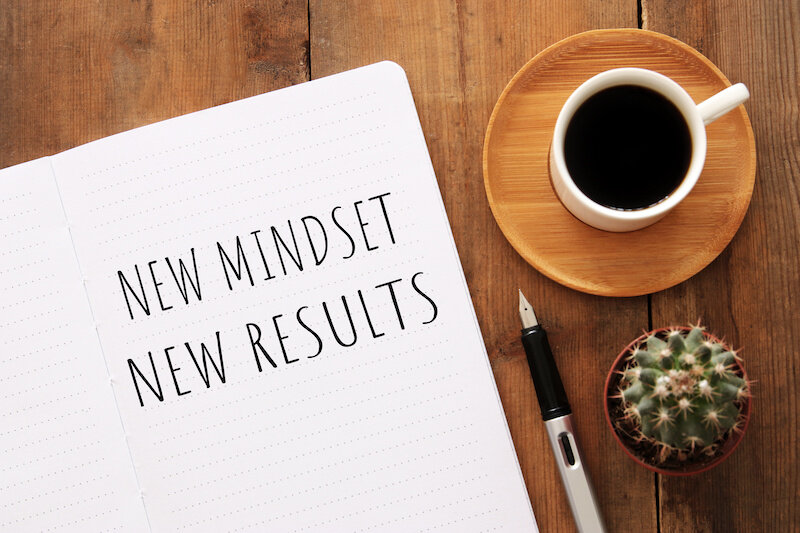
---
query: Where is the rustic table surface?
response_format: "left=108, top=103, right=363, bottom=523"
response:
left=2, top=1, right=797, bottom=531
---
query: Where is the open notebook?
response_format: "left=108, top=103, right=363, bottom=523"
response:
left=1, top=61, right=536, bottom=532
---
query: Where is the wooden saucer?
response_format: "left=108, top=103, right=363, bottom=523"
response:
left=483, top=29, right=756, bottom=297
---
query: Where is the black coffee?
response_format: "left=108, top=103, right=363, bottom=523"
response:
left=564, top=85, right=692, bottom=210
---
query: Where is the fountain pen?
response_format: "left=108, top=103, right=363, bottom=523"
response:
left=518, top=290, right=606, bottom=533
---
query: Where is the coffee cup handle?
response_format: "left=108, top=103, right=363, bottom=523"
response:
left=696, top=83, right=750, bottom=125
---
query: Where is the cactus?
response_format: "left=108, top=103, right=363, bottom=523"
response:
left=613, top=325, right=751, bottom=463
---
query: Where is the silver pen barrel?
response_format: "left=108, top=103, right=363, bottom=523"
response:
left=544, top=415, right=606, bottom=533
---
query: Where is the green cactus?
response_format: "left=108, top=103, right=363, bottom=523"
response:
left=613, top=325, right=751, bottom=463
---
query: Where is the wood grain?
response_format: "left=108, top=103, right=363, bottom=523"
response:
left=484, top=29, right=756, bottom=297
left=643, top=0, right=800, bottom=531
left=310, top=3, right=655, bottom=532
left=0, top=0, right=309, bottom=169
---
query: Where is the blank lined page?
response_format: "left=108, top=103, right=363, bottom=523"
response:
left=53, top=61, right=536, bottom=532
left=0, top=159, right=149, bottom=531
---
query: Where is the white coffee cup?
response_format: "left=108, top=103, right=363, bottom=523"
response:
left=549, top=67, right=749, bottom=232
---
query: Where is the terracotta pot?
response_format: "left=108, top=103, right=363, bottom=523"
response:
left=603, top=326, right=752, bottom=476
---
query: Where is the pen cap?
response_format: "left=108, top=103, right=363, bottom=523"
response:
left=521, top=326, right=571, bottom=420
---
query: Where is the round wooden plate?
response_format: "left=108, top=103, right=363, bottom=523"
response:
left=483, top=29, right=756, bottom=297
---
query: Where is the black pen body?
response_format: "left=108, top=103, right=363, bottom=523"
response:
left=520, top=325, right=571, bottom=421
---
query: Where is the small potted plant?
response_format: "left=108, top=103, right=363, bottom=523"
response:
left=604, top=324, right=752, bottom=475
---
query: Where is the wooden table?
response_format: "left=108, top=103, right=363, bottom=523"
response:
left=2, top=1, right=797, bottom=531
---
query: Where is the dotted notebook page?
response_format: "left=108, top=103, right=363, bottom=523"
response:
left=52, top=62, right=537, bottom=532
left=0, top=159, right=149, bottom=530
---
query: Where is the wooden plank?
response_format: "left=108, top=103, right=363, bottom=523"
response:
left=643, top=0, right=800, bottom=531
left=0, top=0, right=309, bottom=168
left=310, top=3, right=653, bottom=531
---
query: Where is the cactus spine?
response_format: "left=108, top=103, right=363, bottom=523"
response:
left=614, top=326, right=751, bottom=463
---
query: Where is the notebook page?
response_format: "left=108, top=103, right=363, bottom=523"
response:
left=53, top=61, right=536, bottom=532
left=0, top=159, right=149, bottom=530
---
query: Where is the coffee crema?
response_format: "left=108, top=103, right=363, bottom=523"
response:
left=564, top=84, right=692, bottom=211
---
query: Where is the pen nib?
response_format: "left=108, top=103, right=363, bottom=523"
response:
left=518, top=289, right=539, bottom=329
